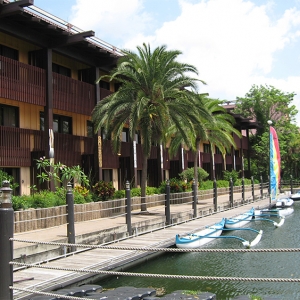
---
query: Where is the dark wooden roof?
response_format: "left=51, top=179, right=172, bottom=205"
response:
left=0, top=0, right=122, bottom=70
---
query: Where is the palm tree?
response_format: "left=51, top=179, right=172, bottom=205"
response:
left=92, top=43, right=204, bottom=212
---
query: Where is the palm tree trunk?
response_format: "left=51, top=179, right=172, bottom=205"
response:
left=141, top=154, right=148, bottom=212
left=193, top=138, right=200, bottom=185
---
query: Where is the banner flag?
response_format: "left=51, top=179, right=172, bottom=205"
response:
left=270, top=126, right=280, bottom=200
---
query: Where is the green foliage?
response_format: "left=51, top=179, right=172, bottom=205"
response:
left=92, top=180, right=115, bottom=201
left=199, top=180, right=213, bottom=190
left=159, top=178, right=192, bottom=194
left=113, top=189, right=126, bottom=199
left=0, top=169, right=19, bottom=192
left=223, top=170, right=241, bottom=184
left=235, top=178, right=252, bottom=186
left=35, top=157, right=89, bottom=188
left=216, top=180, right=229, bottom=188
left=179, top=167, right=209, bottom=183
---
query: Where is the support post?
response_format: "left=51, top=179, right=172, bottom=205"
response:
left=213, top=178, right=218, bottom=212
left=66, top=183, right=76, bottom=253
left=251, top=176, right=255, bottom=202
left=165, top=179, right=171, bottom=225
left=260, top=175, right=263, bottom=198
left=0, top=180, right=14, bottom=300
left=242, top=177, right=245, bottom=203
left=229, top=177, right=233, bottom=208
left=192, top=178, right=197, bottom=218
left=125, top=181, right=132, bottom=235
left=290, top=175, right=293, bottom=195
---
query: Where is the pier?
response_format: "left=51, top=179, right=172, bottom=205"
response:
left=11, top=189, right=270, bottom=299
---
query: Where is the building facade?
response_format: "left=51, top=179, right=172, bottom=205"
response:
left=0, top=0, right=256, bottom=195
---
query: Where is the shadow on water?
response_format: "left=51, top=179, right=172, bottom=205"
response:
left=97, top=203, right=300, bottom=299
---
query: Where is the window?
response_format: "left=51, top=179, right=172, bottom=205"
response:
left=121, top=128, right=129, bottom=142
left=52, top=63, right=71, bottom=77
left=0, top=44, right=18, bottom=60
left=87, top=120, right=94, bottom=138
left=0, top=104, right=19, bottom=127
left=215, top=146, right=222, bottom=155
left=40, top=112, right=72, bottom=134
left=99, top=80, right=110, bottom=90
left=203, top=144, right=210, bottom=153
left=235, top=150, right=240, bottom=157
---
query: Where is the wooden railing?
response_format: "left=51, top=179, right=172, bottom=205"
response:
left=0, top=126, right=32, bottom=166
left=0, top=55, right=112, bottom=114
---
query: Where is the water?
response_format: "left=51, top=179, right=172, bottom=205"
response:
left=97, top=203, right=300, bottom=299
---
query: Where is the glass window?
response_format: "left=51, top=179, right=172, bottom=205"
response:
left=40, top=112, right=72, bottom=134
left=0, top=104, right=19, bottom=127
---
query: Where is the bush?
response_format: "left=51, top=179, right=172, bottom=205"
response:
left=92, top=181, right=115, bottom=201
left=158, top=178, right=192, bottom=194
left=179, top=167, right=209, bottom=183
left=223, top=170, right=240, bottom=184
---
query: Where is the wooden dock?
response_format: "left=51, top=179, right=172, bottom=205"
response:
left=12, top=197, right=270, bottom=299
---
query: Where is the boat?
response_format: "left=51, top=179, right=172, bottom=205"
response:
left=255, top=207, right=294, bottom=218
left=175, top=219, right=225, bottom=249
left=290, top=191, right=300, bottom=201
left=275, top=197, right=294, bottom=208
left=224, top=208, right=254, bottom=229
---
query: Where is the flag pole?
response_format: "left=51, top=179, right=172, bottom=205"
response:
left=267, top=120, right=272, bottom=204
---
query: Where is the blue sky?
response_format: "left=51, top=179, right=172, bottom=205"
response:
left=34, top=0, right=300, bottom=126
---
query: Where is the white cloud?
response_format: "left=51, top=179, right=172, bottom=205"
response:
left=70, top=0, right=300, bottom=125
left=70, top=0, right=151, bottom=45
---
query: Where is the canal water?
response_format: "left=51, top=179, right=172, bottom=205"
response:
left=97, top=203, right=300, bottom=299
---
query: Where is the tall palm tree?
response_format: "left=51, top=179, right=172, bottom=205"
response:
left=92, top=43, right=204, bottom=212
left=202, top=98, right=241, bottom=180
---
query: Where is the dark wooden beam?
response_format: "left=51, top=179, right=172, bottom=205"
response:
left=51, top=30, right=95, bottom=47
left=0, top=0, right=33, bottom=18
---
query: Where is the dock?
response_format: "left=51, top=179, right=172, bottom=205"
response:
left=12, top=192, right=270, bottom=299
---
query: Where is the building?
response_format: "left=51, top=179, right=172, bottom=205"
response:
left=0, top=0, right=256, bottom=195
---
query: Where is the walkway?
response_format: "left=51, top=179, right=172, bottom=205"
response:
left=12, top=191, right=270, bottom=299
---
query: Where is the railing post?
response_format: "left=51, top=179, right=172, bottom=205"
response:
left=66, top=183, right=76, bottom=253
left=213, top=178, right=218, bottom=212
left=229, top=177, right=233, bottom=208
left=0, top=180, right=14, bottom=300
left=251, top=176, right=255, bottom=202
left=260, top=175, right=263, bottom=198
left=290, top=175, right=294, bottom=195
left=125, top=181, right=132, bottom=235
left=192, top=178, right=197, bottom=218
left=242, top=177, right=245, bottom=203
left=165, top=179, right=171, bottom=225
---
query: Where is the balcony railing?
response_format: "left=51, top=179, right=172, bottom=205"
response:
left=0, top=126, right=94, bottom=167
left=0, top=126, right=32, bottom=166
left=0, top=55, right=112, bottom=115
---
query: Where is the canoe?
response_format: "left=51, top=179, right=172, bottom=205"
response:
left=255, top=207, right=294, bottom=217
left=275, top=197, right=294, bottom=208
left=175, top=219, right=225, bottom=249
left=224, top=208, right=254, bottom=229
left=290, top=191, right=300, bottom=201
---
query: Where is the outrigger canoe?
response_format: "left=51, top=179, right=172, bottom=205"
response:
left=175, top=219, right=225, bottom=249
left=224, top=208, right=254, bottom=229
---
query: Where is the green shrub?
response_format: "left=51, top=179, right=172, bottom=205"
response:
left=223, top=170, right=240, bottom=184
left=216, top=180, right=229, bottom=188
left=113, top=189, right=126, bottom=199
left=158, top=178, right=192, bottom=194
left=199, top=180, right=213, bottom=190
left=92, top=180, right=115, bottom=201
left=179, top=167, right=209, bottom=183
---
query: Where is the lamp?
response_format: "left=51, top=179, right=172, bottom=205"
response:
left=67, top=182, right=72, bottom=192
left=0, top=180, right=12, bottom=204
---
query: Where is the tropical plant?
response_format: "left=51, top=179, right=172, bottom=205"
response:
left=35, top=157, right=89, bottom=189
left=92, top=180, right=115, bottom=201
left=179, top=167, right=209, bottom=183
left=92, top=43, right=205, bottom=212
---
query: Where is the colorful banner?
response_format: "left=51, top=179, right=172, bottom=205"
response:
left=270, top=126, right=280, bottom=200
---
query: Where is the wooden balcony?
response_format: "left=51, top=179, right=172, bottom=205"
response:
left=0, top=55, right=112, bottom=115
left=0, top=126, right=94, bottom=167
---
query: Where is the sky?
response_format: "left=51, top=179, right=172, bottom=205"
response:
left=34, top=0, right=300, bottom=126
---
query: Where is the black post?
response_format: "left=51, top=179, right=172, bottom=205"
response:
left=229, top=177, right=233, bottom=208
left=290, top=175, right=294, bottom=195
left=242, top=177, right=245, bottom=203
left=0, top=180, right=14, bottom=300
left=213, top=178, right=218, bottom=212
left=66, top=183, right=76, bottom=253
left=125, top=181, right=132, bottom=235
left=192, top=178, right=197, bottom=218
left=165, top=179, right=171, bottom=225
left=251, top=176, right=255, bottom=201
left=260, top=175, right=263, bottom=198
